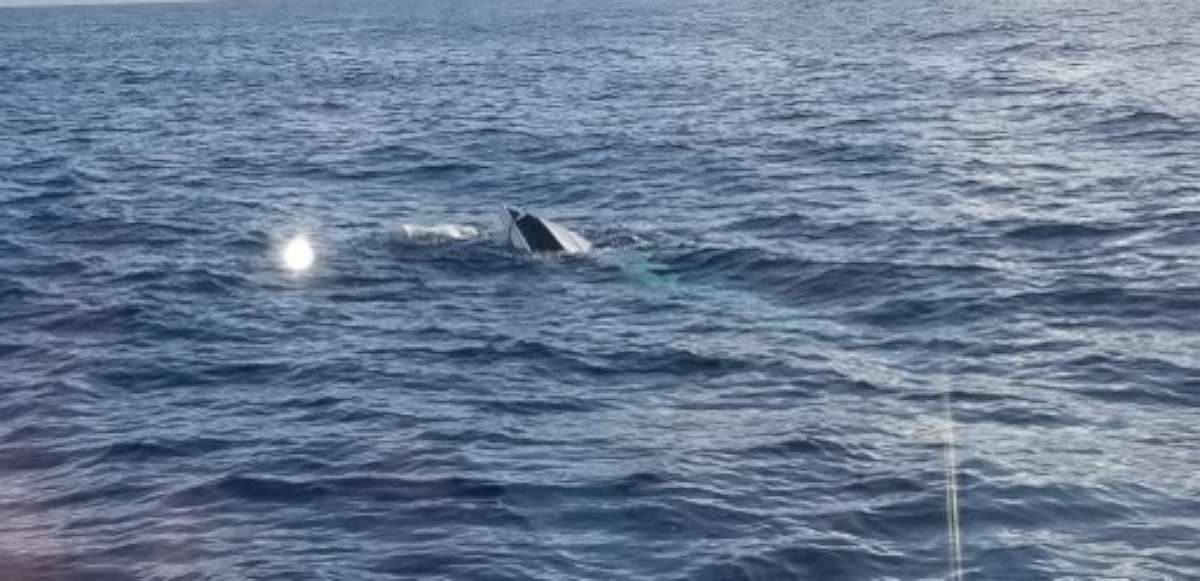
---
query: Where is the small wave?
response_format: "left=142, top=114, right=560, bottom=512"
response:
left=1095, top=110, right=1181, bottom=127
left=7, top=171, right=90, bottom=194
left=917, top=20, right=1046, bottom=43
left=614, top=347, right=751, bottom=376
left=38, top=479, right=156, bottom=510
left=89, top=437, right=235, bottom=465
left=745, top=435, right=872, bottom=462
left=1003, top=222, right=1133, bottom=242
left=858, top=287, right=1200, bottom=330
left=727, top=212, right=812, bottom=233
left=762, top=108, right=826, bottom=122
left=109, top=266, right=245, bottom=298
left=92, top=441, right=190, bottom=463
left=166, top=473, right=508, bottom=507
left=0, top=279, right=38, bottom=301
left=1, top=154, right=68, bottom=173
left=1121, top=40, right=1200, bottom=53
left=853, top=296, right=989, bottom=328
left=0, top=445, right=70, bottom=472
left=661, top=247, right=992, bottom=310
left=467, top=397, right=611, bottom=416
left=293, top=97, right=350, bottom=112
left=1088, top=109, right=1196, bottom=141
left=394, top=223, right=482, bottom=243
left=0, top=343, right=26, bottom=358
left=37, top=304, right=143, bottom=334
left=970, top=404, right=1083, bottom=427
left=361, top=143, right=435, bottom=163
left=770, top=138, right=909, bottom=164
left=1056, top=353, right=1200, bottom=407
left=968, top=480, right=1139, bottom=531
left=396, top=161, right=488, bottom=178
left=687, top=540, right=906, bottom=580
left=994, top=41, right=1039, bottom=54
left=28, top=213, right=208, bottom=247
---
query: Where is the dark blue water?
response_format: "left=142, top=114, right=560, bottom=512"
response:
left=3, top=0, right=1199, bottom=578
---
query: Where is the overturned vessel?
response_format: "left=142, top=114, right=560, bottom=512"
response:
left=499, top=207, right=592, bottom=255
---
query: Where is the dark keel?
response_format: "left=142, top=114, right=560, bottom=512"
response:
left=510, top=210, right=566, bottom=252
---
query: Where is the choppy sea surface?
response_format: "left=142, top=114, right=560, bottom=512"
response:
left=2, top=0, right=1199, bottom=579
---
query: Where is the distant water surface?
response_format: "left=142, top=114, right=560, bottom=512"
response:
left=2, top=0, right=1199, bottom=578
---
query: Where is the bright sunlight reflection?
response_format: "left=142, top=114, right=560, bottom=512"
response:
left=282, top=235, right=315, bottom=273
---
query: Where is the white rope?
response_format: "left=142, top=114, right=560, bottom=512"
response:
left=943, top=390, right=965, bottom=581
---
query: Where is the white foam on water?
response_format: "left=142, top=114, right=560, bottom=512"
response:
left=395, top=224, right=481, bottom=242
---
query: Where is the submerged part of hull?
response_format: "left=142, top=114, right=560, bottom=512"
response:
left=499, top=208, right=591, bottom=254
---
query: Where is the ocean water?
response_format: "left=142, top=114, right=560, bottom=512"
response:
left=2, top=0, right=1199, bottom=579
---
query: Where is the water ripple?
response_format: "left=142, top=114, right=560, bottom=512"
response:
left=1, top=0, right=1198, bottom=579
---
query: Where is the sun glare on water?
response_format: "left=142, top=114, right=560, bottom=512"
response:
left=282, top=235, right=315, bottom=273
